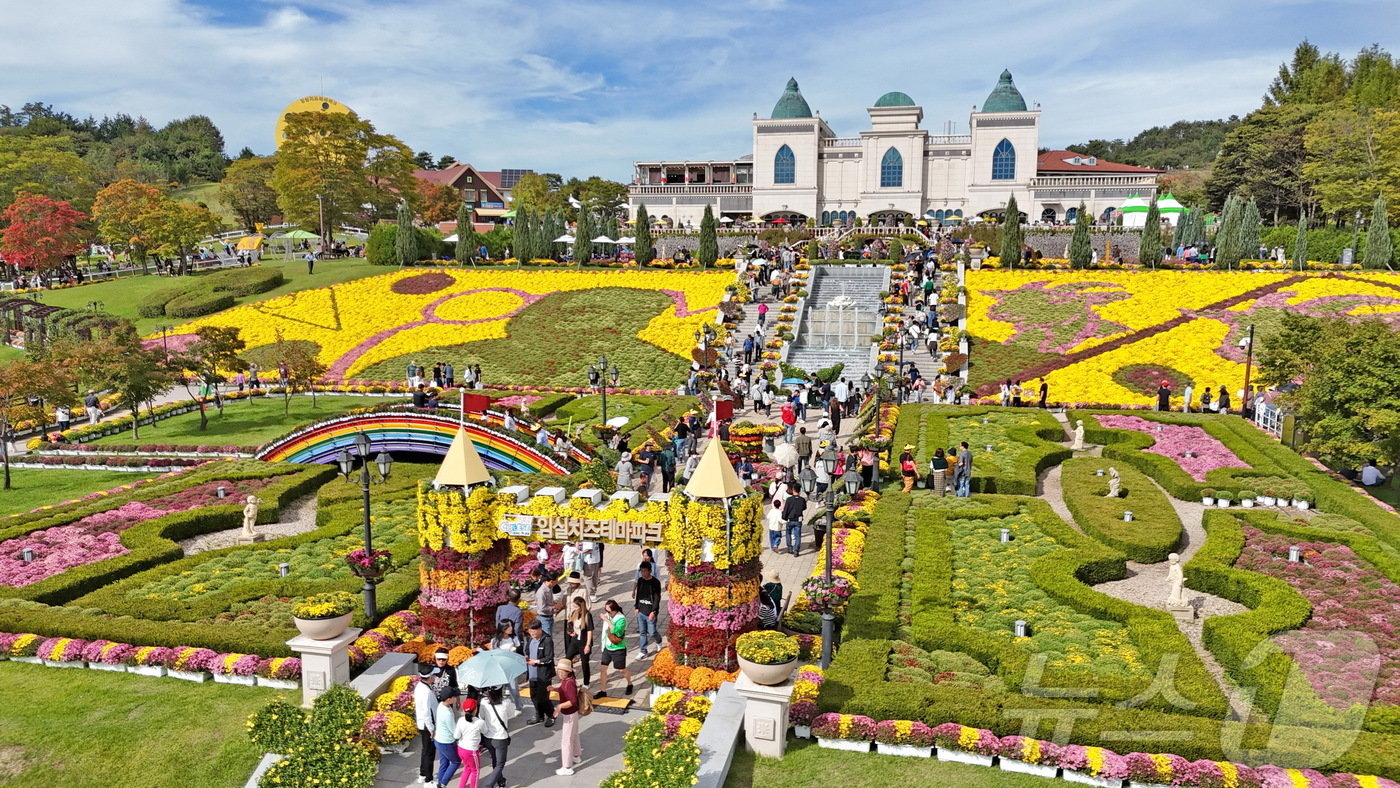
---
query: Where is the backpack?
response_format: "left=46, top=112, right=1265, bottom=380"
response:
left=578, top=687, right=595, bottom=717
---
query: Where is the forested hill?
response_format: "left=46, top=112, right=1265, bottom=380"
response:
left=1065, top=117, right=1240, bottom=170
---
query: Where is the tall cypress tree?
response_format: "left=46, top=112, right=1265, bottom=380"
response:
left=1174, top=210, right=1198, bottom=249
left=1000, top=195, right=1023, bottom=268
left=1214, top=194, right=1242, bottom=270
left=1068, top=203, right=1092, bottom=270
left=395, top=200, right=415, bottom=266
left=1294, top=210, right=1309, bottom=271
left=1140, top=201, right=1162, bottom=267
left=455, top=202, right=473, bottom=264
left=573, top=210, right=594, bottom=266
left=1239, top=199, right=1262, bottom=261
left=1364, top=193, right=1393, bottom=270
left=698, top=205, right=718, bottom=269
left=634, top=204, right=655, bottom=266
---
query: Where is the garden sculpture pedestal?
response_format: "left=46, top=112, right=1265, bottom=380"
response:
left=236, top=533, right=265, bottom=545
left=287, top=627, right=360, bottom=707
left=735, top=672, right=795, bottom=759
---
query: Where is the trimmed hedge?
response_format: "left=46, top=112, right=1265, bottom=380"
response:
left=525, top=393, right=574, bottom=419
left=901, top=404, right=1071, bottom=495
left=136, top=286, right=190, bottom=318
left=164, top=290, right=236, bottom=319
left=131, top=267, right=284, bottom=318
left=1060, top=457, right=1183, bottom=562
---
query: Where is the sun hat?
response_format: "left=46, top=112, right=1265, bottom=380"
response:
left=556, top=657, right=575, bottom=673
left=903, top=444, right=915, bottom=450
left=620, top=452, right=631, bottom=461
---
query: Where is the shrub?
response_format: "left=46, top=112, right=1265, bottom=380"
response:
left=164, top=290, right=236, bottom=319
left=136, top=286, right=190, bottom=318
left=1060, top=458, right=1182, bottom=562
left=204, top=267, right=284, bottom=296
left=247, top=700, right=308, bottom=752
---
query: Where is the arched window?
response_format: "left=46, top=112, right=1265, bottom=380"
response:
left=880, top=147, right=903, bottom=188
left=953, top=209, right=963, bottom=218
left=934, top=210, right=945, bottom=221
left=774, top=145, right=795, bottom=184
left=991, top=139, right=1016, bottom=181
left=1065, top=207, right=1078, bottom=222
left=820, top=211, right=830, bottom=226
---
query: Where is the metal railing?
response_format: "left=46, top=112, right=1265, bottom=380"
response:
left=628, top=184, right=753, bottom=196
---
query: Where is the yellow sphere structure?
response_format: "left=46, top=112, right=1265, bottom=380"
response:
left=274, top=96, right=353, bottom=149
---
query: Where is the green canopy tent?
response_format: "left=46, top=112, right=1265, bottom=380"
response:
left=281, top=229, right=321, bottom=257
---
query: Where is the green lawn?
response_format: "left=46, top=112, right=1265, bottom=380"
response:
left=171, top=181, right=237, bottom=226
left=724, top=739, right=1059, bottom=788
left=40, top=256, right=383, bottom=334
left=90, top=394, right=405, bottom=448
left=549, top=393, right=692, bottom=438
left=0, top=661, right=277, bottom=788
left=0, top=468, right=157, bottom=516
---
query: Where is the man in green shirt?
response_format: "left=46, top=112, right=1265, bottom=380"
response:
left=596, top=599, right=634, bottom=697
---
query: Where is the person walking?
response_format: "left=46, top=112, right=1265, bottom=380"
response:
left=956, top=441, right=973, bottom=498
left=899, top=444, right=917, bottom=492
left=552, top=658, right=582, bottom=777
left=781, top=484, right=807, bottom=556
left=596, top=599, right=634, bottom=697
left=488, top=620, right=524, bottom=711
left=633, top=560, right=662, bottom=658
left=478, top=687, right=517, bottom=788
left=563, top=595, right=594, bottom=690
left=413, top=663, right=440, bottom=785
left=765, top=498, right=784, bottom=553
left=83, top=390, right=101, bottom=425
left=433, top=688, right=463, bottom=788
left=582, top=541, right=603, bottom=597
left=780, top=402, right=797, bottom=442
left=533, top=570, right=556, bottom=638
left=928, top=448, right=949, bottom=496
left=1038, top=378, right=1049, bottom=409
left=452, top=697, right=484, bottom=788
left=304, top=250, right=315, bottom=274
left=55, top=404, right=71, bottom=434
left=523, top=620, right=555, bottom=727
left=658, top=443, right=676, bottom=493
left=1217, top=385, right=1231, bottom=414
left=794, top=427, right=812, bottom=471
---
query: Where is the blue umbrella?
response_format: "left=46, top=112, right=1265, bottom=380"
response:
left=457, top=648, right=527, bottom=688
left=781, top=377, right=806, bottom=386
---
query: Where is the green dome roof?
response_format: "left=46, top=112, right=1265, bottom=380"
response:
left=771, top=77, right=813, bottom=119
left=874, top=91, right=916, bottom=108
left=982, top=70, right=1028, bottom=113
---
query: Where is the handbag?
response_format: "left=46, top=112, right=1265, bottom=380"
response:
left=578, top=687, right=595, bottom=717
left=487, top=701, right=511, bottom=746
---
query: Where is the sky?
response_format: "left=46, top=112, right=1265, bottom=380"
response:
left=1, top=0, right=1396, bottom=180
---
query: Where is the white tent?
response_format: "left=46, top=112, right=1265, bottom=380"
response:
left=442, top=233, right=459, bottom=243
left=616, top=236, right=636, bottom=244
left=553, top=234, right=575, bottom=243
left=591, top=235, right=615, bottom=244
left=1119, top=195, right=1151, bottom=228
left=719, top=216, right=734, bottom=224
left=1154, top=194, right=1187, bottom=227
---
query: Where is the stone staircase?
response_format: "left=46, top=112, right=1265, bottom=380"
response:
left=785, top=266, right=888, bottom=377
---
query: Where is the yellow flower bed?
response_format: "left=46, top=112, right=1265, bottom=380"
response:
left=163, top=268, right=733, bottom=379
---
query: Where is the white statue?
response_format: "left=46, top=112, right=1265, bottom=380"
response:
left=1105, top=467, right=1121, bottom=498
left=1165, top=552, right=1186, bottom=607
left=241, top=495, right=262, bottom=537
left=1071, top=420, right=1086, bottom=451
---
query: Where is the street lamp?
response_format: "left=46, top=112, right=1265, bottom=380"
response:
left=1351, top=208, right=1364, bottom=264
left=586, top=355, right=621, bottom=426
left=1240, top=324, right=1256, bottom=419
left=337, top=431, right=393, bottom=620
left=86, top=300, right=104, bottom=312
left=315, top=193, right=327, bottom=251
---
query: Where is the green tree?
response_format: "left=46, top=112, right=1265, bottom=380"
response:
left=888, top=237, right=903, bottom=263
left=698, top=205, right=718, bottom=269
left=92, top=179, right=165, bottom=263
left=0, top=134, right=98, bottom=213
left=1280, top=318, right=1400, bottom=468
left=1364, top=192, right=1394, bottom=269
left=395, top=201, right=415, bottom=266
left=1239, top=198, right=1262, bottom=259
left=1303, top=108, right=1399, bottom=220
left=1214, top=194, right=1244, bottom=269
left=1140, top=201, right=1162, bottom=267
left=267, top=327, right=327, bottom=413
left=634, top=205, right=654, bottom=266
left=218, top=156, right=279, bottom=231
left=1174, top=209, right=1202, bottom=249
left=82, top=326, right=173, bottom=440
left=455, top=202, right=474, bottom=264
left=573, top=210, right=594, bottom=265
left=1266, top=41, right=1347, bottom=106
left=168, top=326, right=248, bottom=429
left=1068, top=203, right=1091, bottom=269
left=0, top=359, right=77, bottom=488
left=1000, top=195, right=1022, bottom=268
left=271, top=112, right=371, bottom=232
left=1206, top=104, right=1317, bottom=222
left=511, top=172, right=568, bottom=215
left=363, top=132, right=420, bottom=223
left=566, top=176, right=630, bottom=216
left=145, top=200, right=222, bottom=273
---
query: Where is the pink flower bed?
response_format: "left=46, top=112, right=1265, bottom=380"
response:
left=1237, top=527, right=1400, bottom=707
left=0, top=479, right=272, bottom=587
left=1096, top=415, right=1249, bottom=481
left=493, top=395, right=542, bottom=409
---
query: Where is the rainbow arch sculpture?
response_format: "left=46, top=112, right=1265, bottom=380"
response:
left=255, top=410, right=583, bottom=474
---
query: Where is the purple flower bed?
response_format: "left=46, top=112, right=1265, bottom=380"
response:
left=1096, top=415, right=1249, bottom=481
left=0, top=479, right=272, bottom=587
left=1237, top=527, right=1400, bottom=707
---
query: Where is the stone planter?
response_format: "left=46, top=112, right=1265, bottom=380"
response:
left=1294, top=499, right=1311, bottom=510
left=875, top=742, right=932, bottom=758
left=378, top=741, right=412, bottom=755
left=1216, top=499, right=1231, bottom=508
left=1001, top=759, right=1059, bottom=778
left=42, top=660, right=87, bottom=669
left=293, top=613, right=353, bottom=641
left=167, top=669, right=209, bottom=682
left=792, top=724, right=811, bottom=739
left=815, top=737, right=872, bottom=752
left=1259, top=496, right=1276, bottom=506
left=650, top=685, right=676, bottom=705
left=1241, top=499, right=1255, bottom=508
left=11, top=656, right=42, bottom=664
left=1201, top=497, right=1214, bottom=506
left=257, top=677, right=300, bottom=690
left=89, top=662, right=127, bottom=673
left=129, top=664, right=167, bottom=678
left=1063, top=772, right=1125, bottom=788
left=213, top=673, right=257, bottom=686
left=736, top=656, right=795, bottom=686
left=938, top=749, right=995, bottom=767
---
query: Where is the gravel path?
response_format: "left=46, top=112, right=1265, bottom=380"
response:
left=179, top=493, right=320, bottom=555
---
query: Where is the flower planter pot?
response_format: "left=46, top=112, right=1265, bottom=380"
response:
left=938, top=749, right=995, bottom=767
left=1241, top=499, right=1255, bottom=508
left=167, top=669, right=210, bottom=683
left=1216, top=500, right=1231, bottom=508
left=1001, top=759, right=1059, bottom=778
left=213, top=673, right=257, bottom=686
left=11, top=656, right=42, bottom=664
left=129, top=665, right=167, bottom=678
left=815, top=737, right=872, bottom=752
left=42, top=660, right=87, bottom=669
left=1201, top=497, right=1214, bottom=506
left=258, top=677, right=300, bottom=690
left=378, top=741, right=412, bottom=755
left=89, top=662, right=127, bottom=673
left=737, top=656, right=796, bottom=686
left=1294, top=500, right=1311, bottom=510
left=876, top=742, right=932, bottom=758
left=1260, top=496, right=1275, bottom=506
left=792, top=724, right=811, bottom=739
left=1063, top=772, right=1125, bottom=788
left=293, top=613, right=353, bottom=641
left=650, top=685, right=676, bottom=705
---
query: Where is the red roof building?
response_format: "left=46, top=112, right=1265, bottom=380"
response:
left=1035, top=150, right=1163, bottom=175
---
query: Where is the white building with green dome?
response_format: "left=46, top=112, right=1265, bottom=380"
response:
left=628, top=71, right=1160, bottom=229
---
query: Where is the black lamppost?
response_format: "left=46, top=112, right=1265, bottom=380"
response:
left=799, top=444, right=862, bottom=669
left=587, top=355, right=620, bottom=426
left=337, top=432, right=393, bottom=620
left=1351, top=208, right=1364, bottom=264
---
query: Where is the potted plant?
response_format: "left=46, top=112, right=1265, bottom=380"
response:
left=1238, top=489, right=1256, bottom=508
left=799, top=573, right=857, bottom=615
left=292, top=592, right=357, bottom=640
left=1215, top=490, right=1232, bottom=508
left=1260, top=488, right=1276, bottom=507
left=167, top=646, right=217, bottom=682
left=998, top=735, right=1061, bottom=778
left=932, top=723, right=999, bottom=767
left=735, top=631, right=798, bottom=685
left=39, top=637, right=87, bottom=669
left=257, top=657, right=302, bottom=689
left=1055, top=745, right=1129, bottom=787
left=83, top=640, right=134, bottom=673
left=361, top=709, right=417, bottom=754
left=212, top=653, right=264, bottom=685
left=789, top=665, right=823, bottom=738
left=874, top=719, right=935, bottom=758
left=811, top=713, right=875, bottom=752
left=1200, top=489, right=1216, bottom=507
left=344, top=548, right=393, bottom=583
left=126, top=646, right=172, bottom=677
left=1294, top=490, right=1312, bottom=510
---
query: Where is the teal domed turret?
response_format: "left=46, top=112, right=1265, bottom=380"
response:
left=771, top=78, right=814, bottom=119
left=982, top=70, right=1028, bottom=112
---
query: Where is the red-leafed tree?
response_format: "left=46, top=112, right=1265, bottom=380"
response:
left=0, top=191, right=88, bottom=274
